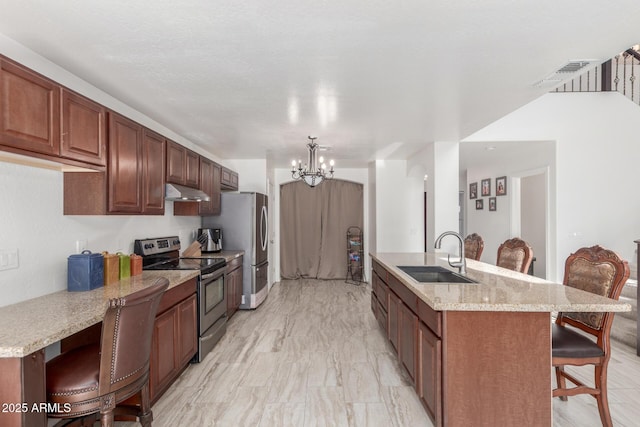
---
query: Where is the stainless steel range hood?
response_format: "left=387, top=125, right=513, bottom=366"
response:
left=165, top=183, right=210, bottom=201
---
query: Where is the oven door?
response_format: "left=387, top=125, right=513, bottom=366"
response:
left=199, top=269, right=226, bottom=333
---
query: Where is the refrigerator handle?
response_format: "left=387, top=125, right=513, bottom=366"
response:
left=260, top=205, right=268, bottom=251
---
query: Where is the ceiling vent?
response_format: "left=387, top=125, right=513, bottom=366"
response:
left=533, top=59, right=599, bottom=88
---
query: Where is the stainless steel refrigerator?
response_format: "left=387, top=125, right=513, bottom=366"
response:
left=202, top=192, right=268, bottom=309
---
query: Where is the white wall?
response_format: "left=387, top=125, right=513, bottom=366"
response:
left=466, top=92, right=640, bottom=281
left=409, top=143, right=460, bottom=255
left=0, top=162, right=201, bottom=307
left=228, top=159, right=267, bottom=193
left=272, top=168, right=369, bottom=282
left=374, top=160, right=423, bottom=253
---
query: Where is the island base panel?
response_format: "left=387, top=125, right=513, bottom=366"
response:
left=0, top=350, right=46, bottom=427
left=442, top=311, right=551, bottom=427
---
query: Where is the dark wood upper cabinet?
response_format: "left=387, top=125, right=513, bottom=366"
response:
left=185, top=148, right=200, bottom=188
left=198, top=157, right=220, bottom=215
left=220, top=166, right=238, bottom=191
left=166, top=140, right=186, bottom=185
left=211, top=162, right=221, bottom=214
left=64, top=117, right=165, bottom=216
left=166, top=140, right=199, bottom=188
left=142, top=129, right=166, bottom=214
left=108, top=112, right=143, bottom=213
left=60, top=89, right=107, bottom=166
left=0, top=57, right=61, bottom=156
left=174, top=156, right=221, bottom=216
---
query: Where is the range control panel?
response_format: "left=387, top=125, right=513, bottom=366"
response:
left=133, top=236, right=181, bottom=256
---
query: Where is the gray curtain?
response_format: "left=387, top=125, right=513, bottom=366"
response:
left=280, top=179, right=364, bottom=279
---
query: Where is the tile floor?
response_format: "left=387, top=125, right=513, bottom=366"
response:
left=116, top=279, right=640, bottom=427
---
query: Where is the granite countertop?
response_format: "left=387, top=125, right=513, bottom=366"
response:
left=197, top=250, right=244, bottom=263
left=0, top=270, right=199, bottom=358
left=371, top=252, right=632, bottom=313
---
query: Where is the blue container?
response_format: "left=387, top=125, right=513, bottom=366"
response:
left=67, top=250, right=104, bottom=292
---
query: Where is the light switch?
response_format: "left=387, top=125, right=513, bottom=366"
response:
left=0, top=249, right=19, bottom=271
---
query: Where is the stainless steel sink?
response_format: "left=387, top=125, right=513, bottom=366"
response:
left=396, top=266, right=477, bottom=284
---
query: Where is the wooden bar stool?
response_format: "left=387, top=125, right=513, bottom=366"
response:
left=46, top=278, right=169, bottom=427
left=552, top=245, right=629, bottom=427
left=464, top=233, right=484, bottom=261
left=496, top=237, right=533, bottom=273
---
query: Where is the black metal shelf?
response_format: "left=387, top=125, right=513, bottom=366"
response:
left=346, top=226, right=366, bottom=285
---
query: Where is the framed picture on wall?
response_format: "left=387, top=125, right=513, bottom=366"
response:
left=489, top=197, right=496, bottom=211
left=476, top=199, right=484, bottom=210
left=481, top=178, right=491, bottom=196
left=469, top=182, right=478, bottom=199
left=496, top=176, right=507, bottom=196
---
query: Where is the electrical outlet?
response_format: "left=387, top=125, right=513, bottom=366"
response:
left=0, top=249, right=19, bottom=271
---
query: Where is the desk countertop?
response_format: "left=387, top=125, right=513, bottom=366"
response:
left=371, top=252, right=631, bottom=313
left=0, top=270, right=199, bottom=358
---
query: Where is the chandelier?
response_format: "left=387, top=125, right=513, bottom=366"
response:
left=291, top=136, right=335, bottom=187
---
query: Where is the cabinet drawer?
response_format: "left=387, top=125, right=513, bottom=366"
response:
left=157, top=277, right=197, bottom=315
left=388, top=273, right=418, bottom=313
left=372, top=260, right=388, bottom=283
left=418, top=298, right=442, bottom=337
left=377, top=279, right=389, bottom=312
left=372, top=271, right=389, bottom=311
left=376, top=297, right=388, bottom=333
left=226, top=255, right=243, bottom=272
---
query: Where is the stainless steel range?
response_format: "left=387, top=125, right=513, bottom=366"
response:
left=134, top=236, right=227, bottom=363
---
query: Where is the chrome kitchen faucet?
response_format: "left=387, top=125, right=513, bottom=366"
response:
left=434, top=231, right=466, bottom=275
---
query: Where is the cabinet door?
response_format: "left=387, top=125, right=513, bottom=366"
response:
left=388, top=291, right=400, bottom=353
left=60, top=89, right=106, bottom=165
left=166, top=140, right=186, bottom=185
left=211, top=162, right=222, bottom=215
left=185, top=149, right=200, bottom=188
left=142, top=129, right=165, bottom=214
left=0, top=58, right=60, bottom=155
left=198, top=157, right=215, bottom=215
left=150, top=306, right=178, bottom=402
left=108, top=113, right=143, bottom=213
left=399, top=302, right=418, bottom=383
left=220, top=166, right=238, bottom=190
left=419, top=321, right=442, bottom=425
left=225, top=270, right=235, bottom=318
left=234, top=266, right=243, bottom=308
left=177, top=294, right=198, bottom=366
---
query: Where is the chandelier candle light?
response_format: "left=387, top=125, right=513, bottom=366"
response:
left=291, top=136, right=335, bottom=187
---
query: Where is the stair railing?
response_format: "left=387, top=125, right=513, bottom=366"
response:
left=554, top=46, right=640, bottom=105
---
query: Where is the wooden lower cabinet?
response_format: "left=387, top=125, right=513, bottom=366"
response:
left=225, top=256, right=244, bottom=318
left=387, top=291, right=400, bottom=352
left=399, top=302, right=418, bottom=383
left=374, top=262, right=442, bottom=426
left=419, top=321, right=442, bottom=426
left=150, top=292, right=197, bottom=403
left=371, top=261, right=552, bottom=427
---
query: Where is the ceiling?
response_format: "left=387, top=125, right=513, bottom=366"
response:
left=1, top=1, right=640, bottom=168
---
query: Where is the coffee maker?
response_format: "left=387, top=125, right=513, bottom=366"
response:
left=197, top=228, right=222, bottom=253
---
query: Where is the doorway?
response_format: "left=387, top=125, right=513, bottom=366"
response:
left=279, top=179, right=364, bottom=279
left=512, top=169, right=548, bottom=279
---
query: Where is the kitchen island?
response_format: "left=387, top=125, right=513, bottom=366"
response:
left=370, top=252, right=631, bottom=427
left=0, top=270, right=199, bottom=427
